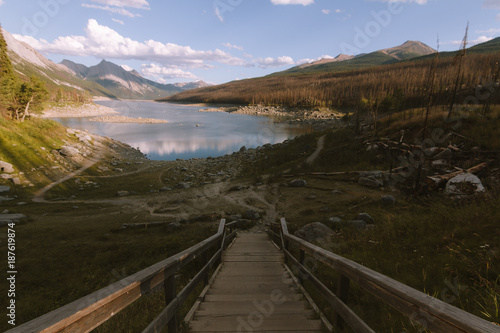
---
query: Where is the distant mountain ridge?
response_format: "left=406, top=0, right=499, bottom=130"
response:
left=60, top=59, right=210, bottom=100
left=2, top=27, right=115, bottom=98
left=283, top=40, right=436, bottom=75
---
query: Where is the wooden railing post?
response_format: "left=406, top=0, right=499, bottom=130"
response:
left=298, top=248, right=305, bottom=284
left=336, top=274, right=350, bottom=330
left=165, top=274, right=177, bottom=333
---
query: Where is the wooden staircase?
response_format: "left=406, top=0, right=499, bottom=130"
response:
left=188, top=232, right=324, bottom=332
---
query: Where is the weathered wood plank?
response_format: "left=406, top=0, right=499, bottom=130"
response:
left=6, top=220, right=228, bottom=333
left=280, top=218, right=500, bottom=333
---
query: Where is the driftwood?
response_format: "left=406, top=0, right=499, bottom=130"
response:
left=425, top=162, right=488, bottom=188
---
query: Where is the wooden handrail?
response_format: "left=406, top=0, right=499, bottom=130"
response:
left=278, top=218, right=500, bottom=333
left=6, top=219, right=235, bottom=333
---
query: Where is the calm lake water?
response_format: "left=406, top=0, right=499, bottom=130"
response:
left=52, top=101, right=313, bottom=161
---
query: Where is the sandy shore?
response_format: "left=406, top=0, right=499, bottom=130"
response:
left=41, top=102, right=118, bottom=118
left=89, top=115, right=168, bottom=124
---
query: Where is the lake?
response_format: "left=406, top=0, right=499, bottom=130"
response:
left=52, top=100, right=313, bottom=161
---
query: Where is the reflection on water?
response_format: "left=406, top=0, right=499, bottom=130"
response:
left=52, top=101, right=312, bottom=161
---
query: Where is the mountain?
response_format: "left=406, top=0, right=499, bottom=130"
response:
left=298, top=54, right=354, bottom=69
left=2, top=27, right=115, bottom=98
left=60, top=59, right=211, bottom=100
left=280, top=40, right=436, bottom=75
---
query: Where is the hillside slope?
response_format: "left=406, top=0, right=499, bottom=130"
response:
left=2, top=27, right=115, bottom=99
left=60, top=59, right=211, bottom=100
left=161, top=39, right=498, bottom=108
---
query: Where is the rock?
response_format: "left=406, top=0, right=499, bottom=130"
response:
left=358, top=177, right=383, bottom=188
left=289, top=179, right=307, bottom=187
left=433, top=148, right=452, bottom=160
left=116, top=190, right=130, bottom=197
left=168, top=221, right=181, bottom=230
left=10, top=177, right=21, bottom=185
left=17, top=202, right=27, bottom=206
left=67, top=128, right=76, bottom=135
left=60, top=146, right=80, bottom=157
left=331, top=190, right=343, bottom=195
left=0, top=174, right=10, bottom=179
left=244, top=209, right=260, bottom=220
left=2, top=209, right=9, bottom=214
left=366, top=143, right=379, bottom=151
left=445, top=173, right=486, bottom=197
left=356, top=213, right=375, bottom=224
left=294, top=222, right=335, bottom=244
left=239, top=146, right=247, bottom=153
left=432, top=160, right=448, bottom=167
left=326, top=217, right=343, bottom=228
left=159, top=187, right=172, bottom=192
left=114, top=168, right=124, bottom=172
left=381, top=195, right=396, bottom=205
left=228, top=185, right=243, bottom=192
left=345, top=220, right=367, bottom=229
left=176, top=182, right=191, bottom=189
left=0, top=214, right=27, bottom=226
left=306, top=194, right=316, bottom=200
left=228, top=214, right=242, bottom=222
left=0, top=185, right=10, bottom=193
left=0, top=196, right=14, bottom=203
left=0, top=161, right=14, bottom=173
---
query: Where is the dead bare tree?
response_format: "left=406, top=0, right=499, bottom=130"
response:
left=447, top=22, right=469, bottom=120
left=415, top=37, right=440, bottom=192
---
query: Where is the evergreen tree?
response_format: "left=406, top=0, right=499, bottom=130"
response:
left=0, top=24, right=17, bottom=117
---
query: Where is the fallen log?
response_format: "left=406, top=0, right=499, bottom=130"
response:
left=425, top=162, right=488, bottom=189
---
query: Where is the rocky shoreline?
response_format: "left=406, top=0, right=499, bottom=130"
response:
left=89, top=115, right=168, bottom=124
left=41, top=103, right=118, bottom=118
left=200, top=105, right=344, bottom=131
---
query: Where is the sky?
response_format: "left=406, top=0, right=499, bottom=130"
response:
left=0, top=0, right=499, bottom=85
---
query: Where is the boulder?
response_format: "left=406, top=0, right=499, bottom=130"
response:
left=294, top=222, right=335, bottom=244
left=9, top=177, right=21, bottom=185
left=358, top=177, right=383, bottom=188
left=244, top=209, right=260, bottom=220
left=0, top=196, right=14, bottom=203
left=0, top=185, right=10, bottom=193
left=176, top=182, right=191, bottom=189
left=0, top=161, right=14, bottom=173
left=116, top=190, right=130, bottom=197
left=345, top=220, right=367, bottom=229
left=60, top=146, right=80, bottom=157
left=356, top=213, right=375, bottom=224
left=445, top=173, right=485, bottom=197
left=381, top=195, right=396, bottom=205
left=289, top=179, right=307, bottom=187
left=0, top=213, right=27, bottom=226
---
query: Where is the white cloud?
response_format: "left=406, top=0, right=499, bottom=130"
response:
left=13, top=19, right=244, bottom=69
left=82, top=4, right=141, bottom=17
left=90, top=0, right=150, bottom=9
left=112, top=18, right=125, bottom=25
left=141, top=64, right=198, bottom=81
left=215, top=7, right=224, bottom=22
left=0, top=1, right=5, bottom=6
left=223, top=42, right=244, bottom=51
left=271, top=0, right=314, bottom=5
left=256, top=56, right=295, bottom=68
left=335, top=9, right=345, bottom=13
left=372, top=0, right=428, bottom=4
left=121, top=64, right=134, bottom=71
left=297, top=55, right=334, bottom=65
left=476, top=28, right=500, bottom=34
left=322, top=9, right=330, bottom=14
left=448, top=36, right=493, bottom=46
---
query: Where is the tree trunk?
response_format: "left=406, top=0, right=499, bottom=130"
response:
left=21, top=97, right=32, bottom=122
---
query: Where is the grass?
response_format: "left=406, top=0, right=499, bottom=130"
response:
left=0, top=201, right=217, bottom=332
left=0, top=117, right=74, bottom=191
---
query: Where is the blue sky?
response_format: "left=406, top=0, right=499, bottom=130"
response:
left=0, top=0, right=499, bottom=84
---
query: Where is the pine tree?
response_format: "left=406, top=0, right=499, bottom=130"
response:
left=0, top=24, right=17, bottom=117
